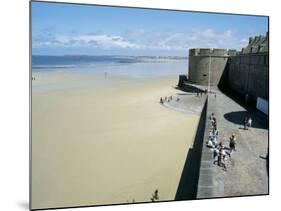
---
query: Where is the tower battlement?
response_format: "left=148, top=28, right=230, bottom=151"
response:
left=242, top=32, right=268, bottom=54
left=185, top=32, right=269, bottom=100
left=189, top=48, right=237, bottom=57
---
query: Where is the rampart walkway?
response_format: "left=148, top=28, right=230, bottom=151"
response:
left=197, top=89, right=269, bottom=198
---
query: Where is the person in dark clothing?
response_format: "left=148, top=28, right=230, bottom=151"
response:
left=229, top=134, right=236, bottom=156
left=244, top=116, right=248, bottom=130
left=151, top=189, right=159, bottom=202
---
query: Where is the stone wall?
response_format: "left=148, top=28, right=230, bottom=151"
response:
left=187, top=33, right=269, bottom=103
left=227, top=52, right=269, bottom=101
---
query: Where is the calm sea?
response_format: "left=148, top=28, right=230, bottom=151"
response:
left=32, top=55, right=188, bottom=79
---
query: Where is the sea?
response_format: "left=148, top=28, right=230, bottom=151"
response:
left=32, top=55, right=188, bottom=79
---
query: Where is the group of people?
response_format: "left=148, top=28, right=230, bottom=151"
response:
left=196, top=91, right=203, bottom=97
left=196, top=89, right=217, bottom=98
left=159, top=96, right=180, bottom=104
left=206, top=113, right=236, bottom=171
left=196, top=89, right=208, bottom=97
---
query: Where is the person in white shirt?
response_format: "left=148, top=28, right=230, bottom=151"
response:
left=207, top=139, right=215, bottom=148
left=248, top=117, right=252, bottom=128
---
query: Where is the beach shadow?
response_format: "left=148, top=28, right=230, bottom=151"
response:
left=175, top=99, right=207, bottom=200
left=17, top=201, right=29, bottom=210
left=224, top=111, right=268, bottom=129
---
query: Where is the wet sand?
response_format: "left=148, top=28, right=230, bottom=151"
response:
left=31, top=72, right=200, bottom=209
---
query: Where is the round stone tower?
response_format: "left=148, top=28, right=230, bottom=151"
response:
left=188, top=48, right=229, bottom=86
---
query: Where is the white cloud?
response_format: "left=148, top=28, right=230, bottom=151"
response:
left=33, top=28, right=248, bottom=52
left=76, top=35, right=142, bottom=49
left=34, top=34, right=143, bottom=49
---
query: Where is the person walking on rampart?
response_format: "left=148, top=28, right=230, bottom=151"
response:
left=244, top=116, right=248, bottom=130
left=209, top=113, right=215, bottom=120
left=248, top=117, right=252, bottom=128
left=213, top=128, right=219, bottom=137
left=229, top=134, right=236, bottom=156
left=220, top=157, right=227, bottom=171
left=213, top=148, right=219, bottom=164
left=212, top=120, right=217, bottom=130
left=210, top=113, right=217, bottom=128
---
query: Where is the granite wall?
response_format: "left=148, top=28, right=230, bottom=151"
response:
left=226, top=52, right=269, bottom=102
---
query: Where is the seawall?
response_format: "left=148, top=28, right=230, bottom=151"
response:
left=175, top=98, right=208, bottom=200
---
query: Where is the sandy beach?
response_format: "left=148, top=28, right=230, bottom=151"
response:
left=31, top=72, right=200, bottom=209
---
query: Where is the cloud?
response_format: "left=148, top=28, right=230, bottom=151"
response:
left=33, top=28, right=249, bottom=52
left=76, top=35, right=142, bottom=49
left=33, top=34, right=143, bottom=49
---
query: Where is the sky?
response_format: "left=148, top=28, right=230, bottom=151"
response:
left=32, top=1, right=268, bottom=56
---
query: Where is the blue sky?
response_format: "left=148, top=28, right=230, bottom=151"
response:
left=32, top=1, right=268, bottom=56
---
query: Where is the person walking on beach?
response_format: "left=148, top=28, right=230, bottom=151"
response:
left=151, top=189, right=159, bottom=202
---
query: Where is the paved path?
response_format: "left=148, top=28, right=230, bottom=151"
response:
left=161, top=92, right=206, bottom=115
left=198, top=88, right=268, bottom=198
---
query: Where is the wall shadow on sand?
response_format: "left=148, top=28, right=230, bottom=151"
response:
left=175, top=99, right=207, bottom=200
